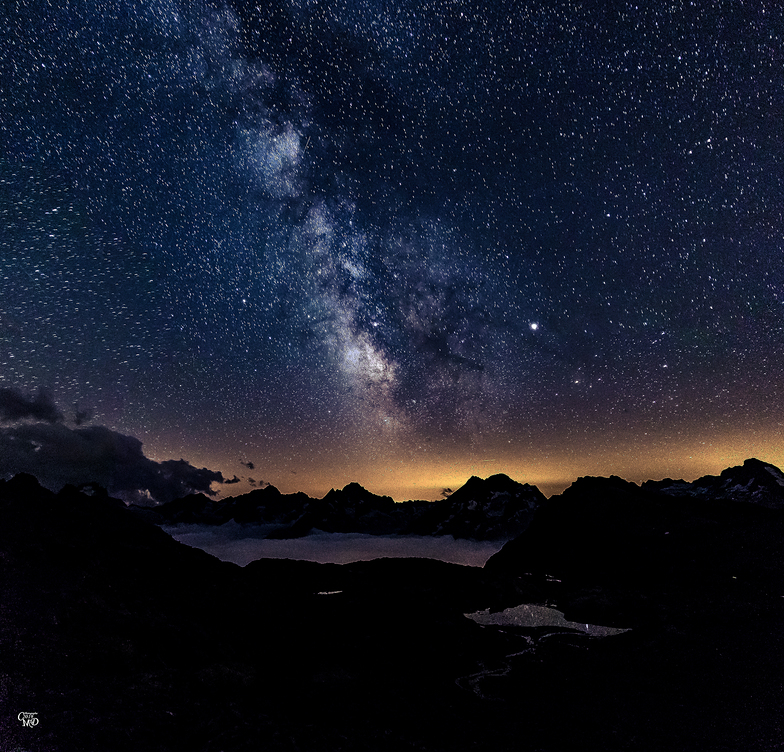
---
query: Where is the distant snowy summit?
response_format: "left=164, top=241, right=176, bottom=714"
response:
left=642, top=458, right=784, bottom=509
left=137, top=473, right=547, bottom=541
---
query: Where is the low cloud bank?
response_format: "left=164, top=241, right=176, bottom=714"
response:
left=164, top=523, right=505, bottom=567
left=0, top=387, right=224, bottom=504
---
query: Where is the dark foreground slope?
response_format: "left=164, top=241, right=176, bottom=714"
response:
left=2, top=469, right=784, bottom=751
left=485, top=473, right=784, bottom=751
left=0, top=474, right=528, bottom=751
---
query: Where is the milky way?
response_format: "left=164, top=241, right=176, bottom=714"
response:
left=2, top=0, right=783, bottom=500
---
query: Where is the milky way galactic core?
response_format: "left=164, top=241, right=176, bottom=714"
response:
left=2, top=1, right=783, bottom=500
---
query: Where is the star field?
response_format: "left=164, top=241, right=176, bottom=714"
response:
left=2, top=0, right=783, bottom=500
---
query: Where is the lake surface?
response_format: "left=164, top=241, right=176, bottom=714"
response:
left=465, top=603, right=631, bottom=636
left=164, top=522, right=506, bottom=567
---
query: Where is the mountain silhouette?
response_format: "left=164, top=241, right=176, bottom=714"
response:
left=2, top=460, right=783, bottom=750
left=642, top=456, right=784, bottom=508
left=142, top=472, right=546, bottom=541
left=404, top=473, right=545, bottom=539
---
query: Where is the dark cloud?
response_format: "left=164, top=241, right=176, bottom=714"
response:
left=247, top=478, right=257, bottom=487
left=224, top=475, right=241, bottom=484
left=242, top=461, right=255, bottom=470
left=0, top=422, right=224, bottom=505
left=0, top=387, right=63, bottom=423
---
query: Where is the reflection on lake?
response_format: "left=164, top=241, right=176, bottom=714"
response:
left=465, top=603, right=630, bottom=637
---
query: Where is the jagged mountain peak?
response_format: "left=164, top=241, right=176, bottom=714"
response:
left=322, top=483, right=395, bottom=508
left=402, top=473, right=546, bottom=540
left=640, top=458, right=784, bottom=508
left=457, top=472, right=539, bottom=492
left=451, top=473, right=518, bottom=494
left=323, top=481, right=370, bottom=500
left=717, top=457, right=784, bottom=483
left=245, top=483, right=283, bottom=498
left=562, top=474, right=641, bottom=498
left=340, top=481, right=372, bottom=494
left=485, top=472, right=518, bottom=485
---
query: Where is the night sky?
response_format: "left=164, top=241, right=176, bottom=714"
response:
left=2, top=0, right=783, bottom=503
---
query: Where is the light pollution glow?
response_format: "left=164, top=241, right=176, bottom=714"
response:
left=145, top=425, right=784, bottom=502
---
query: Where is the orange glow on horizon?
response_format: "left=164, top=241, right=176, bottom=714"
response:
left=175, top=428, right=784, bottom=503
left=139, top=411, right=784, bottom=504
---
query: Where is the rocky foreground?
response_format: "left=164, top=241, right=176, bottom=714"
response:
left=1, top=460, right=784, bottom=751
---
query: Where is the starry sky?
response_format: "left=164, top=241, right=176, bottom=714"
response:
left=2, top=0, right=783, bottom=502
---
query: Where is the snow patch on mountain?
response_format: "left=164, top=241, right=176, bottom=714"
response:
left=765, top=465, right=784, bottom=487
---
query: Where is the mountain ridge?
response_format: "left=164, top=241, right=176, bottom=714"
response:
left=137, top=472, right=547, bottom=541
left=132, top=458, right=784, bottom=540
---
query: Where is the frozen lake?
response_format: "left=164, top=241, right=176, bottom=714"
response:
left=164, top=522, right=506, bottom=567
